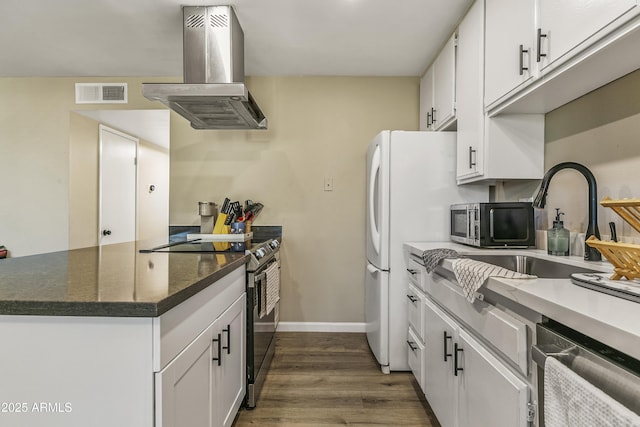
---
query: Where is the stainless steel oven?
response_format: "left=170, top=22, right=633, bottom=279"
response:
left=142, top=233, right=281, bottom=408
left=450, top=202, right=535, bottom=248
left=245, top=239, right=280, bottom=408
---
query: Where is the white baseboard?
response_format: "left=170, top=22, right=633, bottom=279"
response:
left=276, top=322, right=366, bottom=333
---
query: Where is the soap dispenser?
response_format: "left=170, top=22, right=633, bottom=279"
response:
left=547, top=208, right=570, bottom=256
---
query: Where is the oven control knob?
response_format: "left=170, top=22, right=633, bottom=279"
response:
left=255, top=248, right=265, bottom=258
left=269, top=240, right=279, bottom=249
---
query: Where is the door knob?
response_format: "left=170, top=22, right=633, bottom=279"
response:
left=102, top=230, right=112, bottom=236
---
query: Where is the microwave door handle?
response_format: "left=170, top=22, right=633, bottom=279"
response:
left=489, top=209, right=494, bottom=238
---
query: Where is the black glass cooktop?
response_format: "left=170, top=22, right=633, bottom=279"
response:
left=141, top=240, right=247, bottom=253
left=140, top=225, right=282, bottom=254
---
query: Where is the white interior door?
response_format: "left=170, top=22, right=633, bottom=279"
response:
left=99, top=125, right=137, bottom=245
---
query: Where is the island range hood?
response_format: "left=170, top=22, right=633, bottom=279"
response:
left=143, top=5, right=267, bottom=130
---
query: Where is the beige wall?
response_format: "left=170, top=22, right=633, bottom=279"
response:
left=1, top=75, right=418, bottom=324
left=0, top=77, right=172, bottom=257
left=503, top=69, right=640, bottom=242
left=170, top=76, right=419, bottom=323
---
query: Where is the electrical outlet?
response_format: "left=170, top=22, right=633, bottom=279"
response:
left=324, top=177, right=334, bottom=191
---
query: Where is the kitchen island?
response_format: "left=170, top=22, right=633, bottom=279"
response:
left=0, top=241, right=248, bottom=427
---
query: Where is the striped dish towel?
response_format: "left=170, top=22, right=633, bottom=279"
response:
left=422, top=248, right=459, bottom=273
left=452, top=258, right=536, bottom=303
left=260, top=261, right=280, bottom=318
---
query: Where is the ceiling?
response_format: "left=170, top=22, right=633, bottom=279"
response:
left=0, top=0, right=472, bottom=78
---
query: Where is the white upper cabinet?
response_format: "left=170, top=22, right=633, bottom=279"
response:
left=419, top=34, right=457, bottom=131
left=485, top=0, right=640, bottom=114
left=432, top=34, right=457, bottom=130
left=419, top=67, right=434, bottom=131
left=456, top=0, right=484, bottom=180
left=456, top=0, right=544, bottom=184
left=484, top=0, right=536, bottom=107
left=537, top=0, right=638, bottom=72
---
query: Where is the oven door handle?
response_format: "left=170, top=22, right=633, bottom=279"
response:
left=254, top=260, right=279, bottom=281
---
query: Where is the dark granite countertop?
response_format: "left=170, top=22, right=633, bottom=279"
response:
left=0, top=241, right=248, bottom=317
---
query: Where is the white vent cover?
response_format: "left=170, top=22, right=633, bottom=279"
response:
left=75, top=83, right=128, bottom=104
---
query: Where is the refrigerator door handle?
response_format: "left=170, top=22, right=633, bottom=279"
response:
left=369, top=145, right=381, bottom=255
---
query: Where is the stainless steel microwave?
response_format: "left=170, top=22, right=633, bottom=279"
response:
left=450, top=202, right=535, bottom=248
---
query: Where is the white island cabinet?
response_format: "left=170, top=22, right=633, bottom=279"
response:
left=0, top=265, right=246, bottom=427
left=156, top=291, right=246, bottom=427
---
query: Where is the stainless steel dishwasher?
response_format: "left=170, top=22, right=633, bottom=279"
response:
left=532, top=321, right=640, bottom=426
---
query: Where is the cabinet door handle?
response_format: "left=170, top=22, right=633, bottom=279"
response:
left=407, top=340, right=418, bottom=352
left=468, top=146, right=476, bottom=169
left=212, top=333, right=222, bottom=366
left=443, top=331, right=453, bottom=362
left=431, top=107, right=437, bottom=124
left=454, top=343, right=464, bottom=376
left=223, top=325, right=231, bottom=354
left=407, top=294, right=418, bottom=303
left=519, top=44, right=529, bottom=75
left=426, top=111, right=432, bottom=128
left=537, top=28, right=547, bottom=63
left=406, top=268, right=417, bottom=276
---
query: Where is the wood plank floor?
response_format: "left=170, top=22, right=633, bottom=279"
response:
left=233, top=332, right=441, bottom=426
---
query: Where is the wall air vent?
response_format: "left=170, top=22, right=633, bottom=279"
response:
left=75, top=83, right=128, bottom=104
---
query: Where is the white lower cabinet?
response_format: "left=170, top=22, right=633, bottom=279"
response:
left=421, top=294, right=531, bottom=427
left=407, top=328, right=426, bottom=391
left=156, top=293, right=246, bottom=427
left=424, top=298, right=458, bottom=427
left=156, top=322, right=215, bottom=427
left=213, top=294, right=246, bottom=427
left=457, top=329, right=529, bottom=427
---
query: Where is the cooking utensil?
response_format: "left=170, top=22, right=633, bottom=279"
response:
left=609, top=222, right=618, bottom=242
left=221, top=197, right=231, bottom=214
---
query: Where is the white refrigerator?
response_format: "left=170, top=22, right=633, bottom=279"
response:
left=365, top=130, right=487, bottom=373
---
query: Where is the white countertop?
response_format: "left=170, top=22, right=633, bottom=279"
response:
left=404, top=241, right=640, bottom=361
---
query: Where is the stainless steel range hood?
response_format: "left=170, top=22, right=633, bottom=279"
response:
left=143, top=6, right=267, bottom=130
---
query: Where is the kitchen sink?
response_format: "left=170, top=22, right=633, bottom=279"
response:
left=465, top=254, right=600, bottom=279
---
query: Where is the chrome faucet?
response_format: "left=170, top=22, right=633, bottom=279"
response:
left=533, top=162, right=602, bottom=261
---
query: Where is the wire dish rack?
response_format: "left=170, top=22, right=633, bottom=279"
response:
left=586, top=197, right=640, bottom=280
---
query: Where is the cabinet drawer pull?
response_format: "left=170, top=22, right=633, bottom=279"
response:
left=454, top=343, right=464, bottom=376
left=519, top=44, right=529, bottom=75
left=406, top=268, right=417, bottom=276
left=212, top=333, right=222, bottom=366
left=537, top=28, right=547, bottom=63
left=223, top=325, right=231, bottom=354
left=468, top=146, right=476, bottom=169
left=407, top=340, right=418, bottom=352
left=407, top=294, right=418, bottom=303
left=443, top=331, right=453, bottom=362
left=431, top=107, right=437, bottom=124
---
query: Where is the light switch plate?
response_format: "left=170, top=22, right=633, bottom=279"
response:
left=324, top=177, right=334, bottom=191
